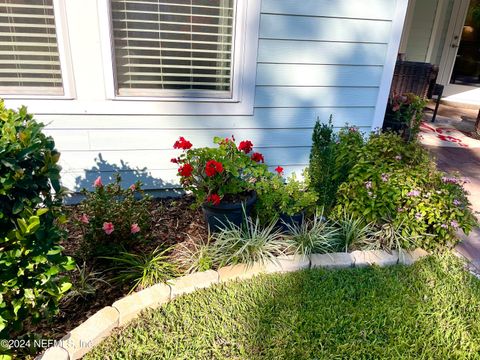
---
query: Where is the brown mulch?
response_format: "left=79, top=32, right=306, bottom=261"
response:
left=25, top=195, right=208, bottom=344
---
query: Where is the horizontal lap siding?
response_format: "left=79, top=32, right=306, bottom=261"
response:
left=37, top=0, right=396, bottom=192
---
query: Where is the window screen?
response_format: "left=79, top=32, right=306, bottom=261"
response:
left=0, top=0, right=63, bottom=95
left=110, top=0, right=235, bottom=97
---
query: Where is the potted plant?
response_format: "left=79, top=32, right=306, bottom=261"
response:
left=383, top=93, right=427, bottom=141
left=172, top=136, right=268, bottom=231
left=255, top=169, right=318, bottom=231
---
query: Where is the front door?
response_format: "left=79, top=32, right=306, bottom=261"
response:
left=438, top=0, right=480, bottom=100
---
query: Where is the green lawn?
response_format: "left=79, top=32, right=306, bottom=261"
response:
left=86, top=254, right=480, bottom=359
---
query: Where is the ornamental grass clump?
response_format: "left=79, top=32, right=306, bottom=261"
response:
left=0, top=101, right=74, bottom=346
left=172, top=135, right=269, bottom=206
left=209, top=216, right=289, bottom=267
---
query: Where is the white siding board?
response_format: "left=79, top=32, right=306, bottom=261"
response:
left=255, top=87, right=379, bottom=107
left=256, top=64, right=383, bottom=87
left=40, top=108, right=375, bottom=130
left=258, top=40, right=388, bottom=65
left=262, top=0, right=396, bottom=21
left=260, top=14, right=392, bottom=43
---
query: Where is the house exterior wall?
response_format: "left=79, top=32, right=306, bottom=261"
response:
left=3, top=0, right=405, bottom=193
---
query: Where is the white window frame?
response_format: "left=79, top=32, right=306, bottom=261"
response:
left=98, top=0, right=260, bottom=116
left=0, top=0, right=76, bottom=100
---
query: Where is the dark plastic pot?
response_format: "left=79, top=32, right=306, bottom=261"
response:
left=202, top=192, right=257, bottom=232
left=277, top=212, right=305, bottom=233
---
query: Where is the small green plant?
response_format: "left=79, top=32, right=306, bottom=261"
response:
left=385, top=93, right=428, bottom=141
left=210, top=216, right=289, bottom=267
left=0, top=101, right=74, bottom=342
left=255, top=170, right=318, bottom=224
left=62, top=263, right=109, bottom=303
left=174, top=236, right=213, bottom=274
left=77, top=173, right=152, bottom=257
left=104, top=248, right=177, bottom=293
left=362, top=221, right=423, bottom=252
left=335, top=212, right=373, bottom=252
left=283, top=213, right=339, bottom=255
left=308, top=119, right=365, bottom=212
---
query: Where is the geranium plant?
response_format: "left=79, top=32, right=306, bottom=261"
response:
left=172, top=136, right=269, bottom=206
left=385, top=93, right=427, bottom=141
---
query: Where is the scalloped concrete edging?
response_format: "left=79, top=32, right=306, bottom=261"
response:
left=37, top=248, right=428, bottom=359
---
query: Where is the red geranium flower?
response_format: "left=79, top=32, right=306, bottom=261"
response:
left=173, top=136, right=192, bottom=150
left=205, top=160, right=224, bottom=177
left=238, top=140, right=253, bottom=154
left=170, top=158, right=179, bottom=164
left=178, top=163, right=193, bottom=177
left=207, top=193, right=221, bottom=206
left=275, top=166, right=284, bottom=175
left=251, top=152, right=264, bottom=163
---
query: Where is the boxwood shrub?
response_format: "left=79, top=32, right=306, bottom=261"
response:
left=0, top=101, right=74, bottom=345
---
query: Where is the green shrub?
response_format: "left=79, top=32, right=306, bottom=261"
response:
left=255, top=171, right=318, bottom=224
left=104, top=247, right=177, bottom=293
left=308, top=119, right=364, bottom=211
left=77, top=174, right=152, bottom=257
left=0, top=101, right=74, bottom=340
left=334, top=132, right=477, bottom=250
left=385, top=93, right=428, bottom=141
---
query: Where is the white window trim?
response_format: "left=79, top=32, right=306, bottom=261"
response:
left=97, top=0, right=260, bottom=116
left=0, top=0, right=76, bottom=100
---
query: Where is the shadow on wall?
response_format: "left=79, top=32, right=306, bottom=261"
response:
left=68, top=153, right=182, bottom=204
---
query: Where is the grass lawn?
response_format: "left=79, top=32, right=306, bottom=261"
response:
left=85, top=254, right=480, bottom=359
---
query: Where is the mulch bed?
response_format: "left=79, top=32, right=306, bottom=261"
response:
left=25, top=196, right=208, bottom=344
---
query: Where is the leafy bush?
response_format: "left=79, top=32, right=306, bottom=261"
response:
left=172, top=136, right=268, bottom=206
left=76, top=174, right=151, bottom=257
left=209, top=217, right=289, bottom=267
left=334, top=132, right=477, bottom=250
left=104, top=248, right=177, bottom=293
left=284, top=214, right=339, bottom=255
left=384, top=93, right=428, bottom=141
left=309, top=119, right=364, bottom=211
left=0, top=101, right=74, bottom=340
left=255, top=171, right=318, bottom=224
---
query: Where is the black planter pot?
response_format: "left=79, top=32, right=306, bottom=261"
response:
left=277, top=212, right=305, bottom=232
left=202, top=192, right=257, bottom=232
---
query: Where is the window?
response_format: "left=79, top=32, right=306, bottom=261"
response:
left=101, top=0, right=260, bottom=114
left=0, top=0, right=64, bottom=95
left=111, top=0, right=235, bottom=98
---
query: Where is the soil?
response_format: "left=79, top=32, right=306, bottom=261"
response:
left=23, top=195, right=208, bottom=350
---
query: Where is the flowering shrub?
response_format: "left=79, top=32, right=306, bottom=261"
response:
left=0, top=102, right=74, bottom=343
left=255, top=171, right=318, bottom=224
left=334, top=133, right=477, bottom=250
left=384, top=93, right=428, bottom=141
left=173, top=136, right=269, bottom=206
left=76, top=174, right=151, bottom=257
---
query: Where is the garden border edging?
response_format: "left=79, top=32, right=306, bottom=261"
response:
left=36, top=248, right=429, bottom=360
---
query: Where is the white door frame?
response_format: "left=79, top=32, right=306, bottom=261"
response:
left=437, top=0, right=471, bottom=85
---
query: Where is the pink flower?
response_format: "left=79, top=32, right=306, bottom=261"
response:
left=381, top=173, right=390, bottom=182
left=130, top=223, right=140, bottom=234
left=365, top=181, right=372, bottom=189
left=102, top=222, right=114, bottom=235
left=395, top=155, right=402, bottom=161
left=450, top=220, right=459, bottom=229
left=129, top=184, right=136, bottom=191
left=407, top=190, right=420, bottom=197
left=94, top=176, right=103, bottom=187
left=453, top=199, right=461, bottom=206
left=80, top=214, right=89, bottom=224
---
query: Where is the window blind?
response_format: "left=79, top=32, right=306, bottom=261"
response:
left=111, top=0, right=235, bottom=97
left=0, top=0, right=63, bottom=95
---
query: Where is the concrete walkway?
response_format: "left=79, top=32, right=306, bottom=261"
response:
left=422, top=103, right=480, bottom=271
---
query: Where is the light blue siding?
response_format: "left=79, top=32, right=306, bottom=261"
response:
left=34, top=0, right=400, bottom=192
